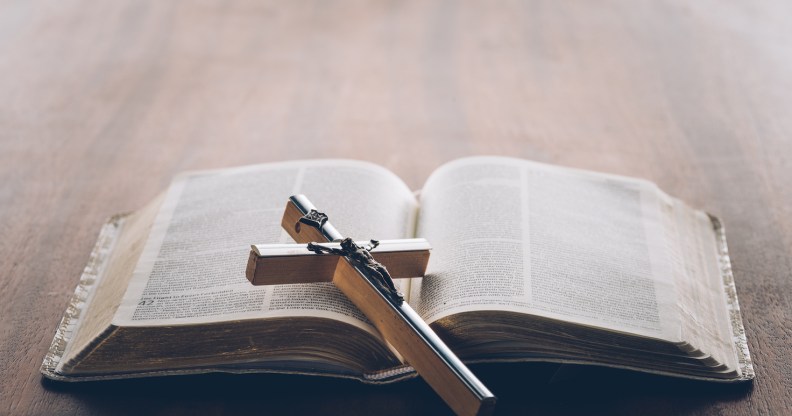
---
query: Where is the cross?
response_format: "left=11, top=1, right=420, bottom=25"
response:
left=246, top=195, right=496, bottom=416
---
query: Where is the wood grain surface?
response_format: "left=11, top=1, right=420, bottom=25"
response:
left=1, top=1, right=790, bottom=414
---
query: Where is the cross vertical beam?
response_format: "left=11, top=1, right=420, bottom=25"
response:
left=249, top=195, right=496, bottom=416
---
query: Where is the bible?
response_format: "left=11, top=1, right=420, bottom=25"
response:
left=41, top=157, right=754, bottom=384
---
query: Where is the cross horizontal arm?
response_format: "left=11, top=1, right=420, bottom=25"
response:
left=246, top=239, right=431, bottom=285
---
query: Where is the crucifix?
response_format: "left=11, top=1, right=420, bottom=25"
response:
left=246, top=195, right=496, bottom=416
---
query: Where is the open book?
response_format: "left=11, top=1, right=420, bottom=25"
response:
left=41, top=157, right=754, bottom=383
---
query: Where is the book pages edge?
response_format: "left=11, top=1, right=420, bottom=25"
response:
left=36, top=365, right=419, bottom=384
left=40, top=214, right=128, bottom=380
left=41, top=357, right=753, bottom=384
left=707, top=214, right=755, bottom=381
left=366, top=356, right=758, bottom=383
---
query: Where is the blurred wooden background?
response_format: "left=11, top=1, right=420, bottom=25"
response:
left=1, top=1, right=790, bottom=414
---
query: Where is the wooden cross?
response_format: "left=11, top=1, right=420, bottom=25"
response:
left=246, top=195, right=496, bottom=416
left=247, top=238, right=432, bottom=286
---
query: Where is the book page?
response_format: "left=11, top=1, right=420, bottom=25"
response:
left=412, top=157, right=680, bottom=340
left=115, top=160, right=417, bottom=333
left=663, top=200, right=739, bottom=370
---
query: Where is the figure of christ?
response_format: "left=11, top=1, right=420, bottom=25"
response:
left=307, top=238, right=404, bottom=303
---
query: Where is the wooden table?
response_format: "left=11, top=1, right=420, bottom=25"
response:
left=1, top=1, right=789, bottom=414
